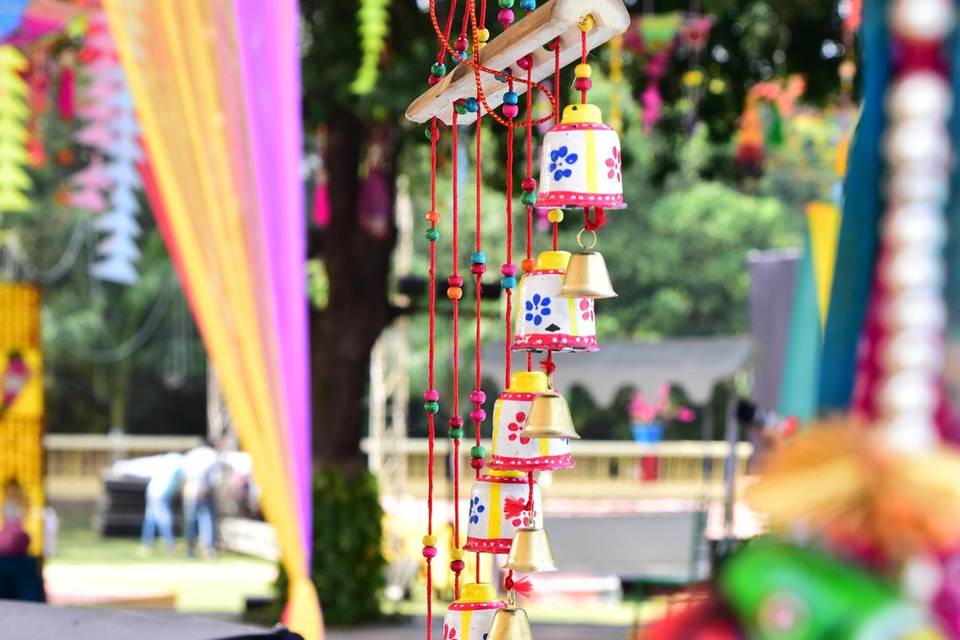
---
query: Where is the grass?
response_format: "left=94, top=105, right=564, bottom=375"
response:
left=47, top=528, right=277, bottom=613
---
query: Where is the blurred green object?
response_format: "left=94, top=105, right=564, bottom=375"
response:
left=719, top=540, right=937, bottom=640
left=351, top=0, right=391, bottom=95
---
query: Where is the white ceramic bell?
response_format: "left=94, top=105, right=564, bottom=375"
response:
left=536, top=103, right=626, bottom=210
left=464, top=470, right=543, bottom=554
left=488, top=371, right=574, bottom=471
left=513, top=251, right=597, bottom=353
left=442, top=583, right=506, bottom=640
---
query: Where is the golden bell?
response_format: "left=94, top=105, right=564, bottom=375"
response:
left=487, top=606, right=534, bottom=640
left=503, top=527, right=557, bottom=573
left=559, top=251, right=617, bottom=299
left=521, top=392, right=580, bottom=440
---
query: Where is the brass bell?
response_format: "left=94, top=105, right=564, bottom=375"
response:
left=521, top=391, right=580, bottom=440
left=503, top=527, right=557, bottom=573
left=487, top=605, right=534, bottom=640
left=559, top=251, right=617, bottom=299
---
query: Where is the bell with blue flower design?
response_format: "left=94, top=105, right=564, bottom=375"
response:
left=514, top=251, right=597, bottom=352
left=442, top=582, right=507, bottom=640
left=464, top=469, right=543, bottom=555
left=535, top=104, right=626, bottom=211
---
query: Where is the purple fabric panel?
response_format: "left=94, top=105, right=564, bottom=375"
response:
left=234, top=0, right=311, bottom=559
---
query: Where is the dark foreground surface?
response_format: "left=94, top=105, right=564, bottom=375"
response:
left=328, top=619, right=631, bottom=640
left=0, top=601, right=298, bottom=640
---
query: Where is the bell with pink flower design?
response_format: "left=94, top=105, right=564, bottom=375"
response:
left=535, top=104, right=626, bottom=211
left=513, top=251, right=598, bottom=353
left=464, top=470, right=543, bottom=554
left=441, top=582, right=506, bottom=640
left=488, top=371, right=574, bottom=471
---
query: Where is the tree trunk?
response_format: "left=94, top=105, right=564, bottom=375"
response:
left=310, top=110, right=397, bottom=477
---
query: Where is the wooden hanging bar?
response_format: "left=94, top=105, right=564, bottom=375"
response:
left=405, top=0, right=630, bottom=126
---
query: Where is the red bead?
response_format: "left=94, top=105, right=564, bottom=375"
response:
left=470, top=390, right=486, bottom=404
left=575, top=77, right=592, bottom=92
left=470, top=457, right=485, bottom=470
left=449, top=416, right=464, bottom=428
left=471, top=408, right=486, bottom=422
left=425, top=210, right=440, bottom=223
left=516, top=54, right=533, bottom=70
left=521, top=258, right=536, bottom=273
left=498, top=8, right=515, bottom=26
left=448, top=275, right=465, bottom=287
left=501, top=263, right=518, bottom=277
left=428, top=74, right=442, bottom=86
left=424, top=390, right=440, bottom=402
left=471, top=264, right=486, bottom=275
left=522, top=178, right=537, bottom=192
left=455, top=35, right=469, bottom=52
left=451, top=559, right=466, bottom=572
left=503, top=104, right=519, bottom=118
left=423, top=546, right=438, bottom=558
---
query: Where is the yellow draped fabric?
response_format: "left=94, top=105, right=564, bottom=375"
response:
left=100, top=2, right=321, bottom=638
left=805, top=201, right=842, bottom=333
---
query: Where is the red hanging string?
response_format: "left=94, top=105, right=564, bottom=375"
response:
left=551, top=38, right=561, bottom=248
left=527, top=471, right=535, bottom=511
left=580, top=29, right=589, bottom=104
left=450, top=109, right=463, bottom=599
left=425, top=116, right=440, bottom=640
left=504, top=84, right=515, bottom=390
left=524, top=64, right=535, bottom=373
left=584, top=207, right=608, bottom=231
left=436, top=0, right=460, bottom=63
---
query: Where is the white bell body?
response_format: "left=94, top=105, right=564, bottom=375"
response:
left=536, top=104, right=626, bottom=210
left=513, top=251, right=597, bottom=353
left=464, top=472, right=543, bottom=554
left=488, top=371, right=574, bottom=472
left=443, top=583, right=506, bottom=640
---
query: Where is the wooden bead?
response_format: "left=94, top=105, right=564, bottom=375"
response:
left=447, top=286, right=463, bottom=300
left=574, top=63, right=592, bottom=78
left=425, top=210, right=440, bottom=223
left=521, top=258, right=536, bottom=272
left=578, top=15, right=595, bottom=31
left=547, top=208, right=564, bottom=223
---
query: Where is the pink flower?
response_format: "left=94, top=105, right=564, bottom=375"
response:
left=605, top=147, right=622, bottom=182
left=675, top=407, right=696, bottom=422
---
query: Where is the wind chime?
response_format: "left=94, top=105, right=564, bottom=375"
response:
left=406, top=0, right=629, bottom=637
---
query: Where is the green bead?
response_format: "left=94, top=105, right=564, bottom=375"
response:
left=424, top=401, right=440, bottom=414
left=455, top=101, right=468, bottom=115
left=521, top=191, right=537, bottom=206
left=499, top=0, right=515, bottom=7
left=431, top=62, right=447, bottom=77
left=449, top=428, right=464, bottom=439
left=470, top=445, right=485, bottom=458
left=424, top=127, right=434, bottom=140
left=426, top=228, right=440, bottom=242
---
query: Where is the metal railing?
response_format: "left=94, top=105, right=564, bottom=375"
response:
left=362, top=437, right=753, bottom=500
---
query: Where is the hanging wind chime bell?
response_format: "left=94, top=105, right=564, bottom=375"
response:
left=489, top=371, right=575, bottom=470
left=522, top=389, right=580, bottom=440
left=442, top=583, right=507, bottom=640
left=465, top=470, right=543, bottom=554
left=504, top=526, right=558, bottom=573
left=559, top=229, right=617, bottom=299
left=514, top=251, right=598, bottom=352
left=488, top=592, right=535, bottom=640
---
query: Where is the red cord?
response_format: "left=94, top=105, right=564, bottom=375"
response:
left=553, top=39, right=562, bottom=125
left=524, top=65, right=535, bottom=373
left=584, top=207, right=608, bottom=231
left=580, top=29, right=588, bottom=104
left=504, top=101, right=515, bottom=389
left=527, top=471, right=535, bottom=511
left=426, top=117, right=440, bottom=640
left=436, top=0, right=460, bottom=64
left=451, top=109, right=463, bottom=599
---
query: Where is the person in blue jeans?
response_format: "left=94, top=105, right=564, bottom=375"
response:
left=140, top=452, right=183, bottom=553
left=182, top=441, right=220, bottom=558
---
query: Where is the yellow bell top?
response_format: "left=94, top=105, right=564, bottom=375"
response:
left=508, top=371, right=549, bottom=393
left=560, top=103, right=603, bottom=125
left=457, top=582, right=498, bottom=604
left=535, top=250, right=570, bottom=271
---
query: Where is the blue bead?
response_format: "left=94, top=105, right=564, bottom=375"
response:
left=501, top=276, right=517, bottom=289
left=471, top=251, right=487, bottom=264
left=520, top=0, right=536, bottom=9
left=503, top=91, right=519, bottom=105
left=465, top=97, right=479, bottom=113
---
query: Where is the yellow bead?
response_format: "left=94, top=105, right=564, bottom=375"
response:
left=578, top=15, right=595, bottom=32
left=547, top=209, right=564, bottom=223
left=574, top=64, right=592, bottom=79
left=477, top=28, right=490, bottom=42
left=451, top=549, right=464, bottom=561
left=423, top=535, right=438, bottom=546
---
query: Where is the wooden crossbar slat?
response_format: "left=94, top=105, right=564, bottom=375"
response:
left=405, top=0, right=630, bottom=125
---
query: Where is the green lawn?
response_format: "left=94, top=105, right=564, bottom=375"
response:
left=47, top=528, right=277, bottom=613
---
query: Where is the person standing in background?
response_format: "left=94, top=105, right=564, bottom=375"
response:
left=182, top=440, right=220, bottom=558
left=140, top=452, right=183, bottom=554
